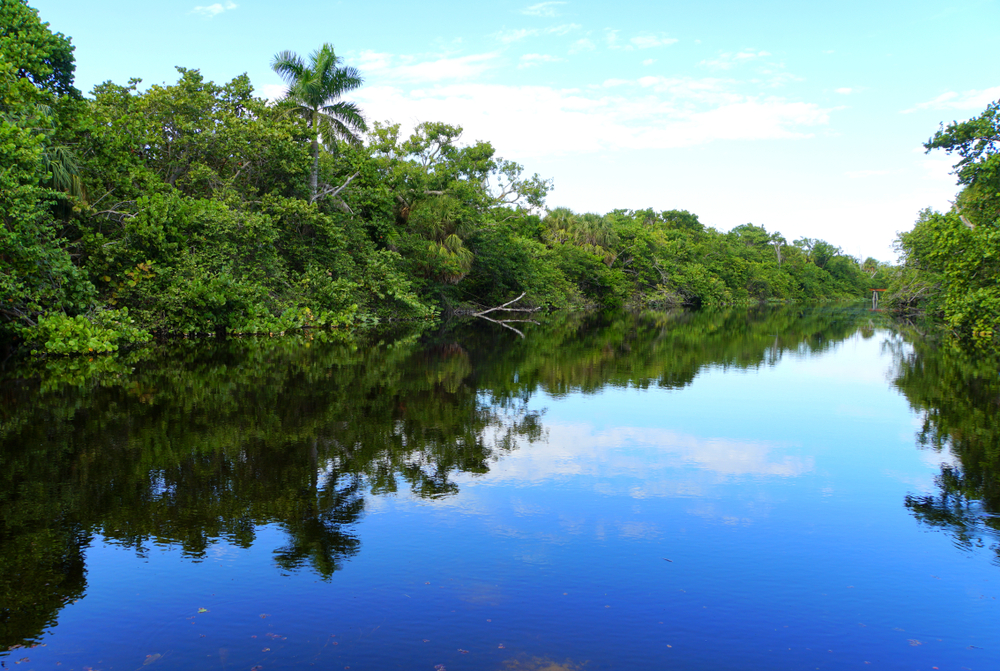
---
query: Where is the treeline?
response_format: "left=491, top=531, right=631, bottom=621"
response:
left=1, top=1, right=882, bottom=354
left=885, top=100, right=1000, bottom=343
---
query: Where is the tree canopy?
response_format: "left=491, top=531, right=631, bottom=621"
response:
left=886, top=98, right=1000, bottom=343
left=1, top=2, right=883, bottom=356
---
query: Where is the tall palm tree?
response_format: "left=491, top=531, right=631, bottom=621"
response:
left=271, top=44, right=367, bottom=200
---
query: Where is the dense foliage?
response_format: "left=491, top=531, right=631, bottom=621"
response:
left=1, top=1, right=878, bottom=355
left=885, top=100, right=1000, bottom=344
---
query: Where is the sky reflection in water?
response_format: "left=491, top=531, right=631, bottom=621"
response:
left=1, top=307, right=996, bottom=670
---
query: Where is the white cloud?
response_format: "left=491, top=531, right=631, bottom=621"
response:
left=356, top=50, right=396, bottom=71
left=496, top=28, right=538, bottom=44
left=356, top=78, right=830, bottom=160
left=547, top=23, right=579, bottom=36
left=191, top=1, right=236, bottom=18
left=569, top=38, right=596, bottom=54
left=835, top=87, right=854, bottom=95
left=521, top=1, right=567, bottom=17
left=642, top=58, right=656, bottom=66
left=519, top=53, right=565, bottom=69
left=258, top=83, right=287, bottom=101
left=903, top=85, right=1000, bottom=113
left=701, top=49, right=772, bottom=70
left=630, top=35, right=679, bottom=49
left=357, top=51, right=501, bottom=83
left=495, top=23, right=581, bottom=44
left=605, top=30, right=678, bottom=51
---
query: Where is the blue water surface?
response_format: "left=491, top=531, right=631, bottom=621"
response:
left=1, top=309, right=996, bottom=671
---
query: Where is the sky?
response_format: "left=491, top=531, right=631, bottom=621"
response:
left=31, top=0, right=1000, bottom=260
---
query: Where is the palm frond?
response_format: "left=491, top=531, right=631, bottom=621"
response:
left=321, top=100, right=367, bottom=131
left=271, top=51, right=306, bottom=84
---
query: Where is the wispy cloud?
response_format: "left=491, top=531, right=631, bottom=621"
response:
left=519, top=53, right=565, bottom=69
left=569, top=38, right=596, bottom=54
left=835, top=87, right=854, bottom=95
left=521, top=1, right=567, bottom=17
left=191, top=1, right=236, bottom=18
left=356, top=77, right=830, bottom=160
left=902, top=85, right=1000, bottom=113
left=701, top=49, right=771, bottom=70
left=630, top=35, right=678, bottom=49
left=495, top=23, right=581, bottom=44
left=606, top=30, right=678, bottom=51
left=357, top=50, right=501, bottom=83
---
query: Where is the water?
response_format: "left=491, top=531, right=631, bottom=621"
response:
left=2, top=306, right=998, bottom=670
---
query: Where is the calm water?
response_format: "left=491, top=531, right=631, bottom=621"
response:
left=2, top=307, right=998, bottom=670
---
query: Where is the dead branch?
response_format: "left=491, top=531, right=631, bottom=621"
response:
left=311, top=171, right=360, bottom=205
left=473, top=292, right=542, bottom=317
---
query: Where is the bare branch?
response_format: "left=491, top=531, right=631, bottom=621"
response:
left=310, top=171, right=360, bottom=204
left=473, top=292, right=542, bottom=317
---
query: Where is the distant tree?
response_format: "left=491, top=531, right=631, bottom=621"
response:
left=770, top=233, right=787, bottom=268
left=271, top=44, right=367, bottom=201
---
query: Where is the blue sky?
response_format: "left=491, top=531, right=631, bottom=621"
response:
left=32, top=0, right=1000, bottom=259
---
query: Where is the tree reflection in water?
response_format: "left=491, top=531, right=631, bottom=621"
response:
left=889, top=334, right=1000, bottom=564
left=1, top=305, right=935, bottom=648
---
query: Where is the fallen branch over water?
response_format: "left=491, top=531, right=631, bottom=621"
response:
left=472, top=292, right=542, bottom=317
left=472, top=293, right=542, bottom=338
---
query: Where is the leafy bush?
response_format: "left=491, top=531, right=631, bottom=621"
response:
left=27, top=308, right=150, bottom=355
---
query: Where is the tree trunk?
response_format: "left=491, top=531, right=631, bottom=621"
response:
left=310, top=137, right=319, bottom=200
left=310, top=110, right=319, bottom=200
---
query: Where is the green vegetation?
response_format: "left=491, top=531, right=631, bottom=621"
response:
left=2, top=1, right=878, bottom=356
left=885, top=100, right=1000, bottom=345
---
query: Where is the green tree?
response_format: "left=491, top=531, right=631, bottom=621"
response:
left=0, top=0, right=77, bottom=97
left=886, top=100, right=1000, bottom=340
left=0, top=1, right=93, bottom=340
left=271, top=43, right=367, bottom=202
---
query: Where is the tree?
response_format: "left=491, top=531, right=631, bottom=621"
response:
left=769, top=233, right=786, bottom=268
left=925, top=99, right=1000, bottom=229
left=925, top=100, right=1000, bottom=188
left=886, top=100, right=1000, bottom=336
left=270, top=44, right=367, bottom=201
left=0, top=0, right=78, bottom=98
left=1, top=1, right=93, bottom=338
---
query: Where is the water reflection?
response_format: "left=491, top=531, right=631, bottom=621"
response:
left=1, top=305, right=995, bottom=655
left=888, top=334, right=1000, bottom=564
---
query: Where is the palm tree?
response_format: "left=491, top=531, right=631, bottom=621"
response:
left=271, top=44, right=367, bottom=200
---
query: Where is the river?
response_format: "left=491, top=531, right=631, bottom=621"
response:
left=1, top=306, right=997, bottom=670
